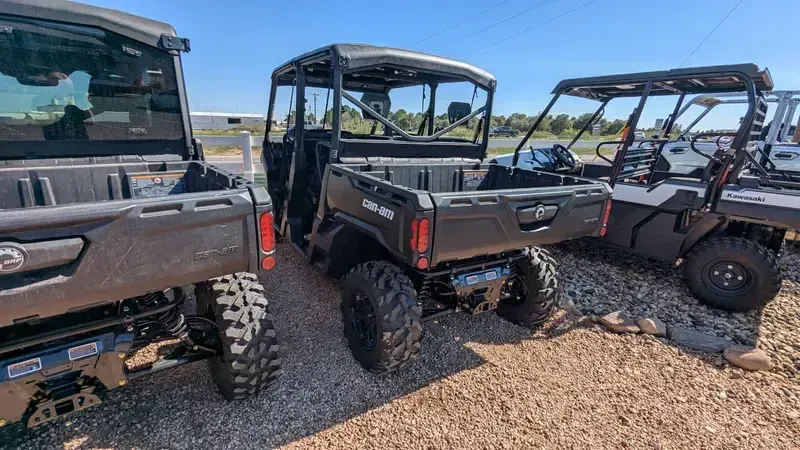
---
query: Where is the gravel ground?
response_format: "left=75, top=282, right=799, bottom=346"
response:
left=552, top=240, right=800, bottom=382
left=2, top=241, right=798, bottom=449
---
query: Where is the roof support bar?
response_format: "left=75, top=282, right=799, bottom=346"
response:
left=341, top=91, right=486, bottom=142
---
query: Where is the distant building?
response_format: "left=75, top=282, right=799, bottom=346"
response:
left=191, top=112, right=265, bottom=130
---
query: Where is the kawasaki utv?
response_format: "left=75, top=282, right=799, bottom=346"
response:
left=261, top=44, right=612, bottom=373
left=0, top=0, right=280, bottom=429
left=503, top=64, right=796, bottom=311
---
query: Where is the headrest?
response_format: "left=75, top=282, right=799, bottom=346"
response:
left=360, top=93, right=391, bottom=119
left=448, top=102, right=471, bottom=124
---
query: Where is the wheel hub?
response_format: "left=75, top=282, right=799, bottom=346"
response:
left=707, top=261, right=748, bottom=292
left=349, top=291, right=376, bottom=351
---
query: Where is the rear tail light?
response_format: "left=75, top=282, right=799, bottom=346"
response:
left=410, top=218, right=431, bottom=253
left=259, top=212, right=275, bottom=253
left=261, top=256, right=276, bottom=270
left=417, top=218, right=430, bottom=253
left=416, top=257, right=429, bottom=269
left=599, top=200, right=612, bottom=237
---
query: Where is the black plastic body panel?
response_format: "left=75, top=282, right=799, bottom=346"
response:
left=0, top=160, right=270, bottom=328
left=317, top=162, right=610, bottom=268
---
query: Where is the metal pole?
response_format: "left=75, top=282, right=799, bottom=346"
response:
left=311, top=92, right=319, bottom=123
left=241, top=131, right=254, bottom=181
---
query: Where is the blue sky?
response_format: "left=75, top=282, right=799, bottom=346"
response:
left=85, top=0, right=799, bottom=129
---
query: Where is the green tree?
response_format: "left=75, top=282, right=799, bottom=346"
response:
left=573, top=112, right=595, bottom=131
left=491, top=115, right=506, bottom=127
left=604, top=119, right=626, bottom=135
left=550, top=114, right=571, bottom=135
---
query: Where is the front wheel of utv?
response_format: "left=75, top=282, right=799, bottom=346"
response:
left=496, top=247, right=559, bottom=328
left=341, top=261, right=423, bottom=374
left=683, top=237, right=781, bottom=311
left=196, top=273, right=281, bottom=400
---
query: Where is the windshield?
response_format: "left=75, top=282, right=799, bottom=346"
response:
left=0, top=15, right=183, bottom=143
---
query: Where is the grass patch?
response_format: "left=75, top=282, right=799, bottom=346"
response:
left=204, top=146, right=262, bottom=157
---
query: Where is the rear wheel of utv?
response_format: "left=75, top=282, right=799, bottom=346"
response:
left=683, top=237, right=781, bottom=311
left=196, top=273, right=281, bottom=400
left=497, top=247, right=559, bottom=327
left=341, top=261, right=422, bottom=374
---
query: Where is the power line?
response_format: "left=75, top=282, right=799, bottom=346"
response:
left=433, top=0, right=559, bottom=51
left=460, top=0, right=601, bottom=57
left=678, top=0, right=744, bottom=67
left=414, top=0, right=514, bottom=45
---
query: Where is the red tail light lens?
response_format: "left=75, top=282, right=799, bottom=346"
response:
left=416, top=257, right=429, bottom=269
left=260, top=212, right=275, bottom=253
left=600, top=200, right=612, bottom=237
left=417, top=218, right=430, bottom=253
left=410, top=218, right=431, bottom=253
left=261, top=256, right=276, bottom=270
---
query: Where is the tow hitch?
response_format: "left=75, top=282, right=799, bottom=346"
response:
left=452, top=266, right=512, bottom=314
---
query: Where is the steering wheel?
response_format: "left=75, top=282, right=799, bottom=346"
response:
left=552, top=144, right=577, bottom=169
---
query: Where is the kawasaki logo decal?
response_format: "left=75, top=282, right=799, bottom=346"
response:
left=725, top=192, right=765, bottom=203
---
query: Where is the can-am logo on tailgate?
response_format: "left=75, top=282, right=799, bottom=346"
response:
left=725, top=192, right=765, bottom=203
left=362, top=199, right=395, bottom=220
left=0, top=244, right=26, bottom=273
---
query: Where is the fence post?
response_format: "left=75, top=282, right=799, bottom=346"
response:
left=240, top=131, right=254, bottom=181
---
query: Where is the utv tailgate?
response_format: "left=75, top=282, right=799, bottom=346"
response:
left=429, top=184, right=609, bottom=264
left=0, top=190, right=262, bottom=327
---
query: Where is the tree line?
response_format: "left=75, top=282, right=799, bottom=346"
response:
left=286, top=107, right=681, bottom=137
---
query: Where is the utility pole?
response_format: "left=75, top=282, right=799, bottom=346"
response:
left=310, top=93, right=319, bottom=123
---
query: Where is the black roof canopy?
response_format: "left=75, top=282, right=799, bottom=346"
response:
left=0, top=0, right=176, bottom=49
left=272, top=43, right=497, bottom=93
left=553, top=63, right=774, bottom=100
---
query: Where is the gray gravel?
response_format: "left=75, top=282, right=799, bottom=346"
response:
left=551, top=240, right=800, bottom=381
left=1, top=241, right=798, bottom=449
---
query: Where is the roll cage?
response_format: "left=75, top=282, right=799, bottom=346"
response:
left=265, top=43, right=497, bottom=161
left=513, top=64, right=775, bottom=194
left=674, top=91, right=800, bottom=143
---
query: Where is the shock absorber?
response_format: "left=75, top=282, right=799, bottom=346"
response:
left=156, top=308, right=187, bottom=338
left=417, top=276, right=433, bottom=305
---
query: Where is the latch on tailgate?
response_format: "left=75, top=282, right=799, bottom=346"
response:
left=516, top=204, right=558, bottom=224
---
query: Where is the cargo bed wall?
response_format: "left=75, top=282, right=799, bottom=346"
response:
left=355, top=162, right=593, bottom=193
left=0, top=161, right=242, bottom=210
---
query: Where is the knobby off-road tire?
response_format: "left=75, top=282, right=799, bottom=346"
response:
left=196, top=272, right=281, bottom=400
left=496, top=247, right=559, bottom=328
left=341, top=261, right=423, bottom=374
left=683, top=237, right=781, bottom=311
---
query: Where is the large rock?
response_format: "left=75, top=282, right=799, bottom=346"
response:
left=637, top=318, right=666, bottom=337
left=723, top=345, right=774, bottom=371
left=598, top=311, right=640, bottom=333
left=669, top=326, right=732, bottom=353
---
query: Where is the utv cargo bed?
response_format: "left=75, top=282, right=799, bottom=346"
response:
left=324, top=161, right=611, bottom=265
left=0, top=159, right=269, bottom=327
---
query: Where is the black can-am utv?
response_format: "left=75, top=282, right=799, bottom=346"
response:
left=0, top=0, right=280, bottom=428
left=502, top=64, right=797, bottom=311
left=261, top=44, right=612, bottom=373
